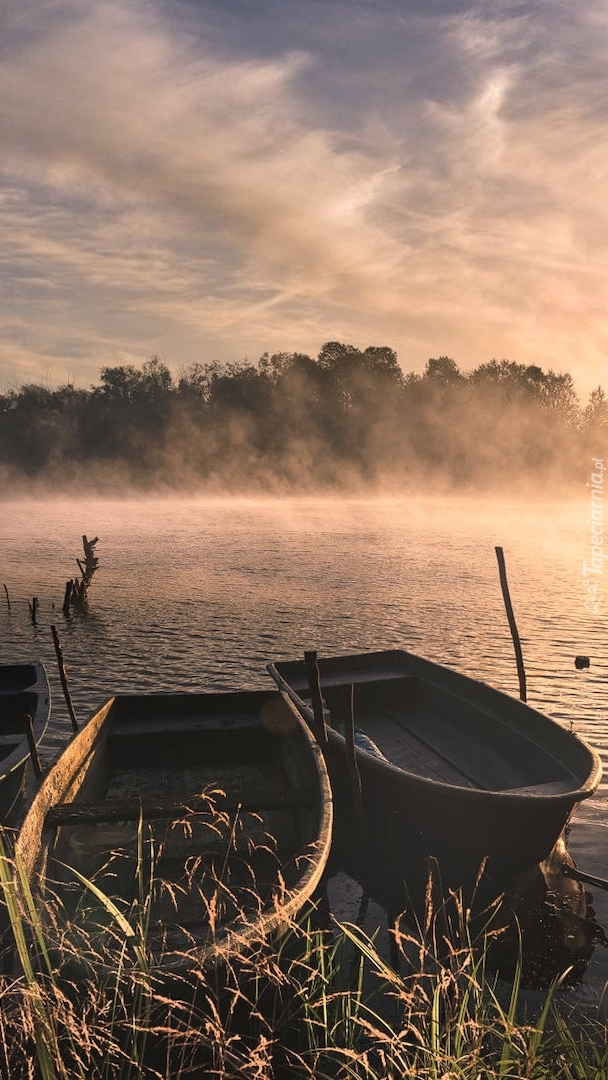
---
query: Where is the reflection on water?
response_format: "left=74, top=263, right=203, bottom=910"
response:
left=491, top=837, right=607, bottom=990
left=1, top=495, right=608, bottom=1003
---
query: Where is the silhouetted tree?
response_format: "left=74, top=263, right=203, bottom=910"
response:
left=177, top=361, right=220, bottom=404
left=97, top=364, right=143, bottom=403
left=424, top=356, right=464, bottom=385
left=0, top=347, right=600, bottom=491
left=583, top=386, right=608, bottom=429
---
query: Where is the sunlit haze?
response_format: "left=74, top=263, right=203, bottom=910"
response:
left=1, top=0, right=607, bottom=396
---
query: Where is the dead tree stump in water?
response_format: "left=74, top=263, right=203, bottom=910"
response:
left=63, top=535, right=99, bottom=613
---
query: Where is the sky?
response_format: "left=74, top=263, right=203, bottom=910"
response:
left=1, top=0, right=607, bottom=398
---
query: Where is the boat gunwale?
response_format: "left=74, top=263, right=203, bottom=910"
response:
left=0, top=661, right=50, bottom=780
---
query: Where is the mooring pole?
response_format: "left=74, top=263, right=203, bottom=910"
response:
left=51, top=624, right=79, bottom=732
left=495, top=546, right=527, bottom=702
left=23, top=713, right=43, bottom=781
left=304, top=650, right=328, bottom=746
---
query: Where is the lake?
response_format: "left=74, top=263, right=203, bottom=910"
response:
left=2, top=493, right=607, bottom=1009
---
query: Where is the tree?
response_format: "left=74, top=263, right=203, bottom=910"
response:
left=316, top=341, right=403, bottom=410
left=538, top=370, right=579, bottom=425
left=177, top=361, right=220, bottom=404
left=362, top=345, right=402, bottom=383
left=208, top=361, right=270, bottom=413
left=469, top=359, right=580, bottom=422
left=97, top=365, right=143, bottom=403
left=141, top=356, right=173, bottom=399
left=583, top=386, right=608, bottom=429
left=423, top=356, right=463, bottom=385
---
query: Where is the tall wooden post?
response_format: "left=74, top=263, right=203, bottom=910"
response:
left=495, top=546, right=527, bottom=702
left=51, top=624, right=79, bottom=732
left=304, top=650, right=328, bottom=746
left=23, top=714, right=43, bottom=781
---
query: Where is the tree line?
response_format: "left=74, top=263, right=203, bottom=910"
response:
left=1, top=344, right=606, bottom=491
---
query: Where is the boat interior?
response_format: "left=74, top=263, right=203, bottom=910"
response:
left=41, top=697, right=324, bottom=952
left=0, top=690, right=40, bottom=758
left=317, top=673, right=583, bottom=794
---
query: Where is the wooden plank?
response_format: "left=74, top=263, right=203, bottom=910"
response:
left=107, top=716, right=258, bottom=738
left=387, top=707, right=542, bottom=789
left=359, top=709, right=486, bottom=787
left=325, top=672, right=417, bottom=693
left=45, top=786, right=316, bottom=827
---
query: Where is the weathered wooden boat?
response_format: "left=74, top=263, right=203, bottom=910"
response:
left=16, top=689, right=332, bottom=976
left=267, top=649, right=602, bottom=908
left=0, top=662, right=50, bottom=823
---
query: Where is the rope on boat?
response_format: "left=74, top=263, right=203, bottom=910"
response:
left=563, top=864, right=608, bottom=892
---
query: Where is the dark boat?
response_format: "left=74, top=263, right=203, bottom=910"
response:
left=267, top=649, right=602, bottom=908
left=16, top=689, right=332, bottom=975
left=0, top=662, right=50, bottom=823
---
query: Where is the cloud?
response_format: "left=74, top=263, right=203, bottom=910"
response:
left=0, top=2, right=408, bottom=377
left=0, top=0, right=607, bottom=394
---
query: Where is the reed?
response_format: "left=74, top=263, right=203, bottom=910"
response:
left=1, top=825, right=607, bottom=1080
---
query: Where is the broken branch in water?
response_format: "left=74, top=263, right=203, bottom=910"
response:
left=63, top=535, right=99, bottom=613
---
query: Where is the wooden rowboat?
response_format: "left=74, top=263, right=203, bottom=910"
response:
left=16, top=689, right=332, bottom=975
left=267, top=649, right=602, bottom=908
left=0, top=662, right=50, bottom=823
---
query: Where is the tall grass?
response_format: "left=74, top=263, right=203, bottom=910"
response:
left=1, top=826, right=607, bottom=1080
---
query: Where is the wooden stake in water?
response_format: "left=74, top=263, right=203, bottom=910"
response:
left=23, top=714, right=42, bottom=782
left=304, top=650, right=328, bottom=746
left=62, top=579, right=73, bottom=614
left=51, top=624, right=79, bottom=732
left=495, top=546, right=527, bottom=702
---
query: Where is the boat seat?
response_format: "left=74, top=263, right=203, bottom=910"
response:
left=45, top=786, right=316, bottom=827
left=320, top=670, right=417, bottom=689
left=0, top=734, right=21, bottom=747
left=107, top=717, right=258, bottom=739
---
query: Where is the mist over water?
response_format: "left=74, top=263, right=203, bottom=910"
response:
left=2, top=493, right=606, bottom=744
left=2, top=493, right=608, bottom=1006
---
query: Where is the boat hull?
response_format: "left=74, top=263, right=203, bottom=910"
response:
left=268, top=649, right=602, bottom=909
left=0, top=662, right=50, bottom=823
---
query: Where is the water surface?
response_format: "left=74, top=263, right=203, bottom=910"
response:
left=2, top=494, right=607, bottom=1007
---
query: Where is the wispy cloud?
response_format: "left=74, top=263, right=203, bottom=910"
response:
left=0, top=0, right=607, bottom=393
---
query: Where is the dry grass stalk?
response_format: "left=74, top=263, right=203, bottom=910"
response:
left=1, top=814, right=607, bottom=1079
